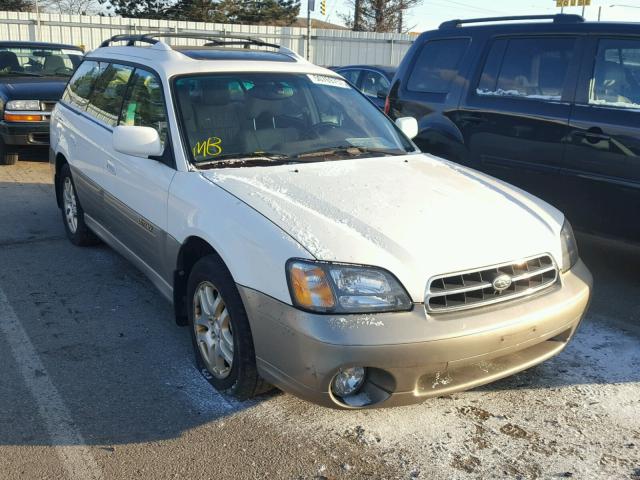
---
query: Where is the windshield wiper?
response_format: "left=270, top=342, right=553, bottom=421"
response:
left=292, top=146, right=405, bottom=160
left=195, top=152, right=292, bottom=169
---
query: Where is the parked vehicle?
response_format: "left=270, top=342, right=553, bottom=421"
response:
left=386, top=14, right=640, bottom=243
left=51, top=33, right=591, bottom=409
left=332, top=65, right=396, bottom=109
left=0, top=41, right=83, bottom=165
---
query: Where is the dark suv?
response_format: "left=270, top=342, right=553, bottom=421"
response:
left=387, top=14, right=640, bottom=243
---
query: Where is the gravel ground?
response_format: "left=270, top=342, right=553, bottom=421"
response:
left=0, top=161, right=638, bottom=480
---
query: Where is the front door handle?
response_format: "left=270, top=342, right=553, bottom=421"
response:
left=106, top=159, right=116, bottom=175
left=458, top=113, right=487, bottom=124
left=574, top=127, right=611, bottom=143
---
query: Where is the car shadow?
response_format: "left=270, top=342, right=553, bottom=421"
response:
left=0, top=177, right=275, bottom=447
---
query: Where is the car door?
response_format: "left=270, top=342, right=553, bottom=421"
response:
left=359, top=69, right=391, bottom=109
left=455, top=35, right=582, bottom=210
left=57, top=60, right=109, bottom=221
left=564, top=36, right=640, bottom=241
left=101, top=67, right=176, bottom=285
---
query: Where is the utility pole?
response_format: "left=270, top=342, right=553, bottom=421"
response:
left=307, top=0, right=314, bottom=60
left=397, top=0, right=404, bottom=33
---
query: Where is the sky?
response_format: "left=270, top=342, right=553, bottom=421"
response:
left=302, top=0, right=640, bottom=32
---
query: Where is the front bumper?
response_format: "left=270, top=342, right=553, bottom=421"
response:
left=0, top=120, right=50, bottom=147
left=239, top=260, right=593, bottom=409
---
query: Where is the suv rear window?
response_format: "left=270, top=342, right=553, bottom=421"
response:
left=407, top=38, right=469, bottom=94
left=477, top=37, right=575, bottom=101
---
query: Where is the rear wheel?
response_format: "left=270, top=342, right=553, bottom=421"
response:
left=59, top=163, right=100, bottom=246
left=187, top=254, right=271, bottom=400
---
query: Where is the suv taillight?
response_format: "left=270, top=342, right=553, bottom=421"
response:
left=384, top=96, right=390, bottom=115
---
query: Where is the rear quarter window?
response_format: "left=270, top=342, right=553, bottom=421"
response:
left=62, top=60, right=107, bottom=110
left=407, top=38, right=470, bottom=94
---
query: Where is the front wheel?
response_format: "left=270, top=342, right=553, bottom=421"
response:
left=187, top=254, right=270, bottom=400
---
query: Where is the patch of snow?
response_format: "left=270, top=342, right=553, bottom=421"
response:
left=476, top=88, right=562, bottom=101
left=589, top=99, right=640, bottom=110
left=327, top=315, right=385, bottom=330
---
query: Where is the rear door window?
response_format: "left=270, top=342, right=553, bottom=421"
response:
left=407, top=38, right=470, bottom=94
left=87, top=63, right=133, bottom=127
left=477, top=37, right=576, bottom=101
left=62, top=60, right=107, bottom=110
left=590, top=38, right=640, bottom=109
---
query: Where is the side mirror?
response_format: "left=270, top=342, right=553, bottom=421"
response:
left=112, top=125, right=163, bottom=158
left=395, top=117, right=418, bottom=140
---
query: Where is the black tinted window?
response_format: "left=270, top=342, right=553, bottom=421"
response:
left=87, top=63, right=133, bottom=126
left=407, top=38, right=469, bottom=94
left=63, top=61, right=106, bottom=110
left=477, top=37, right=575, bottom=101
left=590, top=39, right=640, bottom=109
left=120, top=69, right=168, bottom=147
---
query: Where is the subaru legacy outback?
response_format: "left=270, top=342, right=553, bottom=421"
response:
left=50, top=33, right=592, bottom=409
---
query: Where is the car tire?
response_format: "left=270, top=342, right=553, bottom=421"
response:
left=0, top=140, right=17, bottom=165
left=59, top=163, right=100, bottom=246
left=187, top=254, right=271, bottom=400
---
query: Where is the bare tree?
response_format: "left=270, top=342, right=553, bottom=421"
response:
left=44, top=0, right=100, bottom=15
left=340, top=0, right=421, bottom=33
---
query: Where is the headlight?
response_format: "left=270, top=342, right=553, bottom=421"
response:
left=6, top=100, right=41, bottom=111
left=560, top=220, right=579, bottom=273
left=286, top=259, right=412, bottom=313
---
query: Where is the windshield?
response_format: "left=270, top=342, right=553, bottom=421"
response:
left=174, top=72, right=415, bottom=167
left=0, top=46, right=83, bottom=77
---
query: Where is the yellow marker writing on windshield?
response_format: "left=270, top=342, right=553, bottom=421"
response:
left=193, top=137, right=222, bottom=159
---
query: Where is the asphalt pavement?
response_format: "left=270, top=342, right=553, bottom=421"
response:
left=0, top=161, right=638, bottom=480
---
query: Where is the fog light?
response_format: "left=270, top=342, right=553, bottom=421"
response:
left=331, top=367, right=366, bottom=397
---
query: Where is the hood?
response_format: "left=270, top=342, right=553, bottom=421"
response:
left=202, top=154, right=565, bottom=302
left=0, top=77, right=68, bottom=101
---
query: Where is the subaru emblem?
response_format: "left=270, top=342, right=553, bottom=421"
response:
left=492, top=274, right=512, bottom=292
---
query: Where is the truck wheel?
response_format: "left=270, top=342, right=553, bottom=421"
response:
left=59, top=163, right=100, bottom=246
left=187, top=254, right=271, bottom=400
left=0, top=141, right=17, bottom=165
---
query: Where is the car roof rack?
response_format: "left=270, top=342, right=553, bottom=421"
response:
left=439, top=14, right=584, bottom=29
left=99, top=32, right=281, bottom=50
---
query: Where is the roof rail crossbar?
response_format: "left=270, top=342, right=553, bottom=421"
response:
left=99, top=32, right=281, bottom=50
left=439, top=14, right=584, bottom=29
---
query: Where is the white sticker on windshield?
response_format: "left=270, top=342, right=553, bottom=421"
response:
left=307, top=74, right=349, bottom=88
left=346, top=137, right=391, bottom=149
left=62, top=49, right=82, bottom=56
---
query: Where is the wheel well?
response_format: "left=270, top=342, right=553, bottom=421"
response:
left=54, top=153, right=68, bottom=208
left=173, top=236, right=217, bottom=326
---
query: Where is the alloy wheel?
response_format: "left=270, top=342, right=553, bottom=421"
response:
left=193, top=281, right=234, bottom=379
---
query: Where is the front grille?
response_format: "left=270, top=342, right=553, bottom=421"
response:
left=425, top=254, right=558, bottom=313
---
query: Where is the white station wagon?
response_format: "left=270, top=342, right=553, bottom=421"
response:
left=50, top=33, right=592, bottom=409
